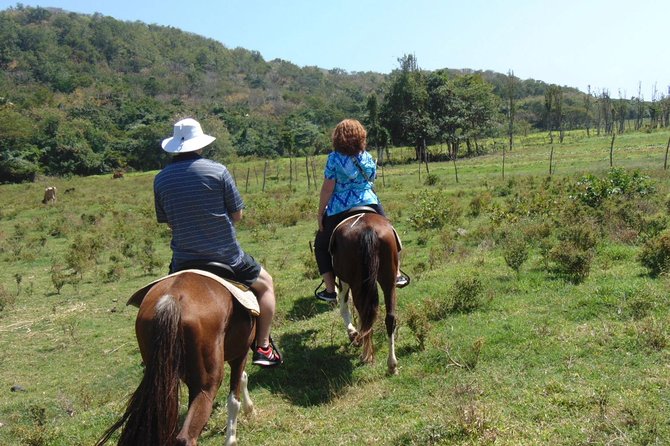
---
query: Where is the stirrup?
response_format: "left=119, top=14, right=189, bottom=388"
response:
left=396, top=269, right=411, bottom=288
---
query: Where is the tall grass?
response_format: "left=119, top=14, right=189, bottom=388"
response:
left=1, top=129, right=670, bottom=445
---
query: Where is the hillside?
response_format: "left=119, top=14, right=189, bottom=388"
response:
left=2, top=5, right=660, bottom=183
left=0, top=6, right=388, bottom=177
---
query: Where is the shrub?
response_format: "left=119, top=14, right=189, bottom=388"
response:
left=301, top=251, right=320, bottom=280
left=468, top=192, right=492, bottom=218
left=557, top=223, right=599, bottom=251
left=405, top=304, right=430, bottom=350
left=549, top=241, right=593, bottom=283
left=408, top=190, right=462, bottom=230
left=424, top=173, right=439, bottom=186
left=450, top=276, right=484, bottom=313
left=501, top=232, right=529, bottom=275
left=572, top=168, right=655, bottom=208
left=138, top=237, right=162, bottom=274
left=0, top=284, right=16, bottom=314
left=50, top=263, right=68, bottom=294
left=0, top=157, right=38, bottom=183
left=638, top=231, right=670, bottom=277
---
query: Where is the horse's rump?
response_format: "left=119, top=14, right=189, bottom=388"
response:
left=97, top=272, right=255, bottom=446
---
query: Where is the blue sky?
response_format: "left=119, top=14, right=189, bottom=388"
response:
left=1, top=0, right=668, bottom=99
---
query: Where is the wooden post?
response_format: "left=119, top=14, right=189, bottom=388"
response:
left=664, top=136, right=670, bottom=170
left=423, top=138, right=430, bottom=175
left=549, top=145, right=554, bottom=175
left=262, top=160, right=268, bottom=192
left=245, top=168, right=250, bottom=193
left=609, top=133, right=615, bottom=167
left=311, top=158, right=318, bottom=187
left=502, top=144, right=505, bottom=179
left=380, top=158, right=386, bottom=188
left=305, top=156, right=311, bottom=190
left=453, top=157, right=459, bottom=184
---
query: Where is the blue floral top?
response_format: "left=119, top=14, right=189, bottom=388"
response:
left=324, top=151, right=379, bottom=216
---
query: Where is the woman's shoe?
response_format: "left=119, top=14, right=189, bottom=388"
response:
left=395, top=273, right=410, bottom=288
left=315, top=290, right=337, bottom=302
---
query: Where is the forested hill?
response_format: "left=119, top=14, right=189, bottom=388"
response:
left=0, top=5, right=584, bottom=182
left=0, top=6, right=392, bottom=179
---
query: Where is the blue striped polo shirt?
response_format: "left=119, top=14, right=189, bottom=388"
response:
left=154, top=154, right=245, bottom=269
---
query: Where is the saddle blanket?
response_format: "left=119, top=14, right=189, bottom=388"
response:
left=126, top=269, right=260, bottom=316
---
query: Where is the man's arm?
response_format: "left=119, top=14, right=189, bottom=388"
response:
left=231, top=209, right=243, bottom=224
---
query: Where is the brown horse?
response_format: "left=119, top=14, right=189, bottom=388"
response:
left=96, top=272, right=256, bottom=446
left=331, top=212, right=399, bottom=375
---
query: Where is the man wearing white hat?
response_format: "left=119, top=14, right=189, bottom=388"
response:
left=154, top=118, right=282, bottom=367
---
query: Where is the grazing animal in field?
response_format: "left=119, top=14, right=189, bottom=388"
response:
left=96, top=271, right=257, bottom=446
left=331, top=212, right=400, bottom=375
left=42, top=186, right=57, bottom=204
left=112, top=171, right=124, bottom=179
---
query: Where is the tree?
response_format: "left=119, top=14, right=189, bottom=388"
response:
left=381, top=54, right=432, bottom=160
left=365, top=94, right=390, bottom=163
left=505, top=70, right=518, bottom=152
left=544, top=85, right=564, bottom=142
left=584, top=85, right=593, bottom=136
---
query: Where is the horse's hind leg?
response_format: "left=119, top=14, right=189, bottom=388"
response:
left=386, top=313, right=398, bottom=375
left=338, top=282, right=358, bottom=343
left=381, top=277, right=398, bottom=375
left=177, top=348, right=224, bottom=445
left=225, top=357, right=254, bottom=446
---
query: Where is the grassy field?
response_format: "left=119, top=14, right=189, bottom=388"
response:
left=1, top=130, right=670, bottom=445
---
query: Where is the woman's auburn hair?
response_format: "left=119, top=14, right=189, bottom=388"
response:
left=332, top=119, right=367, bottom=156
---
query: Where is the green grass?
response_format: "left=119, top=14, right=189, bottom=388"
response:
left=1, top=129, right=670, bottom=445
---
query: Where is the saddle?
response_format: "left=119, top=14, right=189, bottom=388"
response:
left=174, top=260, right=239, bottom=284
left=127, top=261, right=260, bottom=316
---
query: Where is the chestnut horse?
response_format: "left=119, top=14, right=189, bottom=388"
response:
left=96, top=272, right=256, bottom=446
left=331, top=212, right=399, bottom=375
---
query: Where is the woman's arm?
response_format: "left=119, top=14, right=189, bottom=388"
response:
left=317, top=178, right=336, bottom=231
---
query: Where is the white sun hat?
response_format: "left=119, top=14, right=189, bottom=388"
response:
left=161, top=118, right=216, bottom=153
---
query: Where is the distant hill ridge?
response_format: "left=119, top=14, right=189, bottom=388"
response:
left=0, top=5, right=572, bottom=181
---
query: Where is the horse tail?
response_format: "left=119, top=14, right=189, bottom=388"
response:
left=356, top=227, right=379, bottom=362
left=96, top=294, right=183, bottom=446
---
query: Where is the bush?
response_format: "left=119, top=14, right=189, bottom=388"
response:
left=0, top=284, right=16, bottom=314
left=638, top=231, right=670, bottom=277
left=450, top=276, right=484, bottom=313
left=549, top=241, right=593, bottom=283
left=501, top=232, right=529, bottom=275
left=424, top=173, right=439, bottom=186
left=557, top=223, right=599, bottom=251
left=408, top=190, right=462, bottom=230
left=405, top=304, right=430, bottom=350
left=468, top=192, right=492, bottom=218
left=572, top=168, right=655, bottom=208
left=0, top=157, right=38, bottom=184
